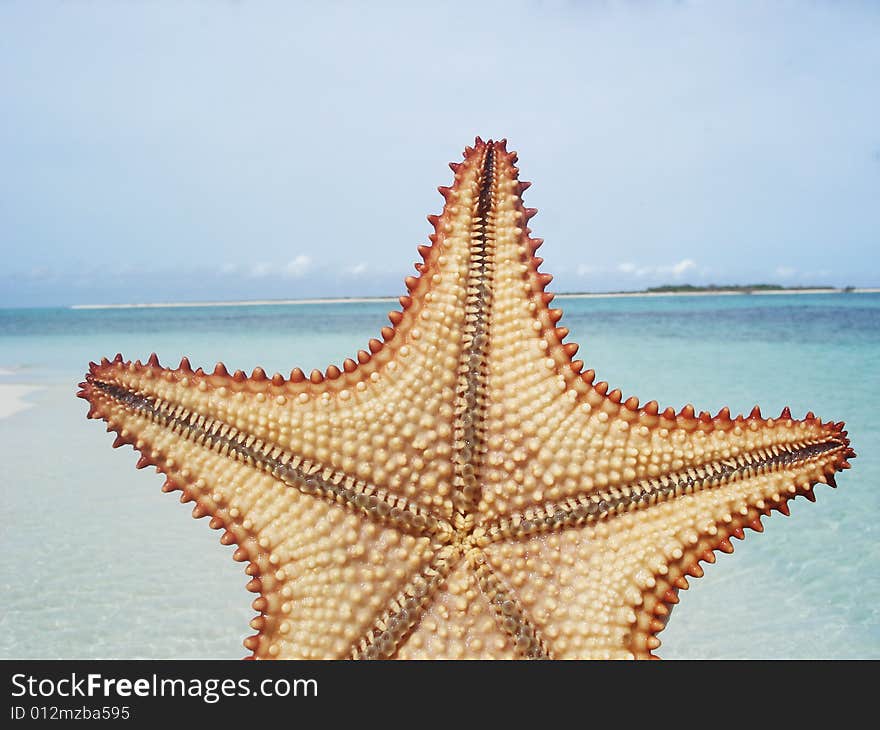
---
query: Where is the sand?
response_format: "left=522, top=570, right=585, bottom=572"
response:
left=0, top=384, right=44, bottom=420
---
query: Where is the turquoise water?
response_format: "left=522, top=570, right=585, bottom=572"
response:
left=1, top=293, right=877, bottom=658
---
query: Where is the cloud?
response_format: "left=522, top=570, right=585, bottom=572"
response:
left=285, top=255, right=312, bottom=278
left=249, top=262, right=273, bottom=278
left=345, top=262, right=369, bottom=277
left=240, top=256, right=311, bottom=279
left=775, top=266, right=796, bottom=278
left=616, top=258, right=697, bottom=278
left=667, top=258, right=696, bottom=277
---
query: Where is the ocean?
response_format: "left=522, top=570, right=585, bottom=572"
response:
left=1, top=293, right=877, bottom=659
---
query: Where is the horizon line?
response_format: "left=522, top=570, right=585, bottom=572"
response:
left=67, top=286, right=880, bottom=310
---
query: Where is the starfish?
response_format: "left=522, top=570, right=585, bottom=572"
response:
left=79, top=138, right=855, bottom=659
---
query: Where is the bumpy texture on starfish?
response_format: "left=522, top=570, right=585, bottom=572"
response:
left=80, top=138, right=855, bottom=659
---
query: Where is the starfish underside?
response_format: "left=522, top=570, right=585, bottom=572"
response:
left=80, top=138, right=855, bottom=659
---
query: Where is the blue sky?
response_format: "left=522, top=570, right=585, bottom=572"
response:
left=1, top=1, right=878, bottom=306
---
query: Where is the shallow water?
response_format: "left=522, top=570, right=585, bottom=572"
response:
left=1, top=293, right=877, bottom=658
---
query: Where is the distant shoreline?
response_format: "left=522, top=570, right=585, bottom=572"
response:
left=70, top=287, right=880, bottom=310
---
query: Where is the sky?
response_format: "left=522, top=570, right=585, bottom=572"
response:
left=1, top=0, right=878, bottom=306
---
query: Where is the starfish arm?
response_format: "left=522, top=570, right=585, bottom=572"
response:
left=480, top=450, right=849, bottom=660
left=471, top=145, right=854, bottom=521
left=478, top=414, right=851, bottom=659
left=77, top=338, right=466, bottom=516
left=481, top=370, right=853, bottom=521
left=395, top=552, right=521, bottom=659
left=79, top=362, right=450, bottom=659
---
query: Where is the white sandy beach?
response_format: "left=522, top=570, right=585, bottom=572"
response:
left=70, top=296, right=398, bottom=309
left=0, top=384, right=43, bottom=419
